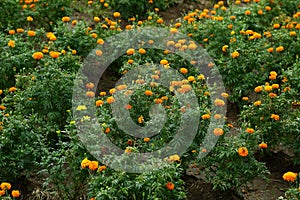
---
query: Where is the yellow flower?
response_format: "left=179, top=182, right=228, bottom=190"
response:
left=81, top=158, right=90, bottom=169
left=264, top=85, right=272, bottom=92
left=214, top=98, right=225, bottom=106
left=160, top=59, right=168, bottom=65
left=27, top=16, right=33, bottom=21
left=76, top=105, right=87, bottom=111
left=201, top=114, right=210, bottom=120
left=94, top=16, right=100, bottom=22
left=254, top=101, right=261, bottom=106
left=27, top=30, right=36, bottom=36
left=275, top=46, right=284, bottom=52
left=113, top=12, right=121, bottom=18
left=168, top=154, right=180, bottom=162
left=270, top=114, right=280, bottom=121
left=88, top=161, right=99, bottom=171
left=8, top=40, right=15, bottom=48
left=49, top=51, right=60, bottom=59
left=179, top=68, right=188, bottom=74
left=222, top=45, right=228, bottom=52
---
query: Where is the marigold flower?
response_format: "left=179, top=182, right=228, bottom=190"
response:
left=254, top=101, right=261, bottom=106
left=105, top=127, right=110, bottom=133
left=98, top=165, right=107, bottom=172
left=231, top=51, right=239, bottom=58
left=258, top=9, right=263, bottom=15
left=214, top=98, right=225, bottom=106
left=201, top=114, right=210, bottom=120
left=49, top=51, right=60, bottom=59
left=259, top=142, right=268, bottom=149
left=265, top=6, right=271, bottom=11
left=242, top=97, right=249, bottom=101
left=282, top=172, right=298, bottom=182
left=276, top=46, right=284, bottom=52
left=62, top=16, right=70, bottom=22
left=0, top=90, right=2, bottom=95
left=32, top=52, right=44, bottom=60
left=113, top=12, right=120, bottom=18
left=160, top=59, right=168, bottom=65
left=107, top=96, right=115, bottom=104
left=238, top=147, right=248, bottom=157
left=27, top=16, right=33, bottom=21
left=8, top=30, right=15, bottom=35
left=81, top=158, right=90, bottom=169
left=246, top=128, right=255, bottom=134
left=126, top=48, right=135, bottom=55
left=17, top=28, right=24, bottom=33
left=76, top=105, right=87, bottom=110
left=145, top=90, right=153, bottom=96
left=166, top=182, right=175, bottom=190
left=168, top=154, right=180, bottom=162
left=0, top=182, right=11, bottom=190
left=270, top=114, right=280, bottom=121
left=213, top=128, right=224, bottom=136
left=222, top=45, right=228, bottom=52
left=273, top=24, right=280, bottom=29
left=264, top=85, right=272, bottom=92
left=144, top=137, right=150, bottom=142
left=96, top=100, right=104, bottom=107
left=221, top=93, right=229, bottom=98
left=179, top=68, right=188, bottom=74
left=0, top=190, right=5, bottom=196
left=86, top=91, right=95, bottom=98
left=269, top=93, right=277, bottom=98
left=94, top=16, right=100, bottom=22
left=290, top=31, right=297, bottom=36
left=12, top=190, right=21, bottom=197
left=245, top=10, right=251, bottom=15
left=27, top=30, right=36, bottom=36
left=0, top=105, right=6, bottom=110
left=88, top=161, right=99, bottom=171
left=8, top=40, right=15, bottom=48
left=138, top=48, right=146, bottom=54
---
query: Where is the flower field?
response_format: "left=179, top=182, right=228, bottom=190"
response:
left=0, top=0, right=300, bottom=199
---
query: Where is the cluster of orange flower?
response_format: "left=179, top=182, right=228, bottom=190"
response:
left=0, top=182, right=21, bottom=198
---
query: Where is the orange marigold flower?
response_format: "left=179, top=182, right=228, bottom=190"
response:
left=88, top=161, right=99, bottom=171
left=113, top=12, right=121, bottom=18
left=94, top=16, right=100, bottom=22
left=0, top=182, right=11, bottom=190
left=273, top=24, right=280, bottom=29
left=105, top=127, right=110, bottom=133
left=267, top=47, right=274, bottom=53
left=17, top=28, right=24, bottom=33
left=269, top=93, right=277, bottom=98
left=145, top=90, right=153, bottom=96
left=95, top=50, right=103, bottom=56
left=8, top=40, right=15, bottom=48
left=242, top=97, right=249, bottom=101
left=9, top=87, right=17, bottom=92
left=265, top=6, right=271, bottom=11
left=213, top=128, right=224, bottom=136
left=270, top=114, right=280, bottom=121
left=138, top=115, right=144, bottom=124
left=107, top=96, right=115, bottom=104
left=62, top=16, right=70, bottom=22
left=32, top=52, right=44, bottom=60
left=245, top=10, right=251, bottom=15
left=144, top=137, right=150, bottom=142
left=0, top=105, right=7, bottom=110
left=276, top=46, right=284, bottom=52
left=254, top=101, right=261, bottom=106
left=271, top=84, right=279, bottom=89
left=126, top=48, right=135, bottom=55
left=99, top=91, right=106, bottom=96
left=201, top=114, right=210, bottom=120
left=49, top=51, right=60, bottom=59
left=8, top=30, right=15, bottom=35
left=138, top=48, right=146, bottom=54
left=81, top=158, right=90, bottom=169
left=222, top=45, right=228, bottom=52
left=246, top=128, right=255, bottom=134
left=264, top=85, right=272, bottom=92
left=27, top=30, right=36, bottom=36
left=166, top=182, right=175, bottom=190
left=179, top=68, right=188, bottom=74
left=86, top=82, right=95, bottom=89
left=11, top=190, right=21, bottom=197
left=231, top=51, right=239, bottom=58
left=86, top=91, right=95, bottom=98
left=96, top=100, right=104, bottom=107
left=214, top=114, right=222, bottom=119
left=214, top=98, right=225, bottom=106
left=282, top=172, right=298, bottom=182
left=238, top=147, right=248, bottom=157
left=259, top=142, right=268, bottom=149
left=98, top=165, right=107, bottom=172
left=0, top=190, right=5, bottom=196
left=221, top=93, right=229, bottom=98
left=160, top=59, right=168, bottom=65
